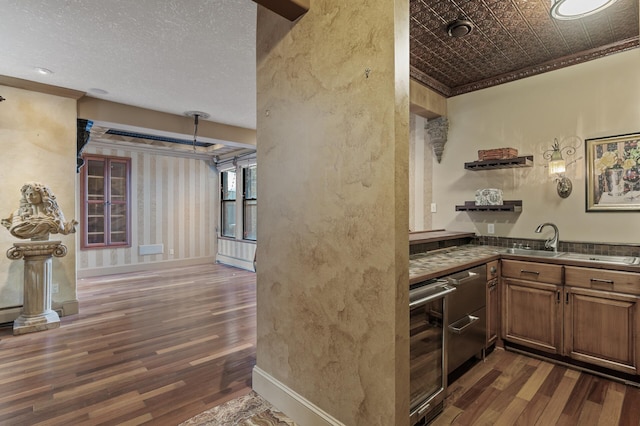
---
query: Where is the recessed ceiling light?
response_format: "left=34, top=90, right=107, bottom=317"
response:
left=550, top=0, right=619, bottom=20
left=35, top=67, right=53, bottom=75
left=89, top=88, right=109, bottom=95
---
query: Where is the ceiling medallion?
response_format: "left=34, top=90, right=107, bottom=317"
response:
left=446, top=19, right=474, bottom=38
left=184, top=111, right=210, bottom=151
left=550, top=0, right=619, bottom=20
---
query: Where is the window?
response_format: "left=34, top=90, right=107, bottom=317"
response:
left=243, top=165, right=257, bottom=240
left=221, top=170, right=236, bottom=237
left=81, top=155, right=131, bottom=248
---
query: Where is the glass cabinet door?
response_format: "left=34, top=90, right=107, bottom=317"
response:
left=82, top=155, right=130, bottom=248
left=86, top=159, right=106, bottom=245
left=109, top=160, right=129, bottom=244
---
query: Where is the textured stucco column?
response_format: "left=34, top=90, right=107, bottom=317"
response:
left=254, top=2, right=410, bottom=425
left=8, top=241, right=67, bottom=335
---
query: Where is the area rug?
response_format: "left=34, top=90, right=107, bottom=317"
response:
left=179, top=391, right=297, bottom=426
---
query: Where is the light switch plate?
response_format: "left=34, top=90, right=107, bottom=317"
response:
left=430, top=203, right=437, bottom=213
left=488, top=223, right=495, bottom=234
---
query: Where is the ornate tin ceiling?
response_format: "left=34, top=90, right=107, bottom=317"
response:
left=410, top=0, right=640, bottom=97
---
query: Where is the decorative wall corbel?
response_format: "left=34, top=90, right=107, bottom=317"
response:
left=426, top=116, right=449, bottom=163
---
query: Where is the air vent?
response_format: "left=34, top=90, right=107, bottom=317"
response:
left=446, top=19, right=474, bottom=38
left=105, top=129, right=214, bottom=148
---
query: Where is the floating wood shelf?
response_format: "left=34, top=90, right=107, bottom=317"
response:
left=464, top=156, right=533, bottom=170
left=456, top=200, right=523, bottom=212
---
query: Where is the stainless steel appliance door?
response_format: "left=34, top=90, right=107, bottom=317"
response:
left=447, top=306, right=486, bottom=374
left=409, top=283, right=454, bottom=424
left=446, top=265, right=486, bottom=321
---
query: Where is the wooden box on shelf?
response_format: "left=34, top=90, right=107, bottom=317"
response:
left=478, top=148, right=518, bottom=161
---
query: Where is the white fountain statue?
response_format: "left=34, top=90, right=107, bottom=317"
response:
left=2, top=182, right=77, bottom=335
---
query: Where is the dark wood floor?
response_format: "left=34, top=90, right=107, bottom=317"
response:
left=435, top=348, right=640, bottom=426
left=2, top=265, right=640, bottom=426
left=0, top=263, right=257, bottom=426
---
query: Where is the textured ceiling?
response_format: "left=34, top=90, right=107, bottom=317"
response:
left=0, top=0, right=257, bottom=130
left=410, top=0, right=640, bottom=97
left=0, top=0, right=638, bottom=151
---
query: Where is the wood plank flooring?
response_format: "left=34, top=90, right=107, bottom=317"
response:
left=2, top=264, right=640, bottom=425
left=435, top=348, right=640, bottom=426
left=0, top=263, right=257, bottom=426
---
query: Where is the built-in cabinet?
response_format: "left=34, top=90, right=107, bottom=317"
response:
left=564, top=266, right=640, bottom=375
left=501, top=259, right=640, bottom=377
left=501, top=260, right=563, bottom=354
left=486, top=260, right=499, bottom=347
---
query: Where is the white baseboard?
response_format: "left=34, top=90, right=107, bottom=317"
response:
left=77, top=256, right=217, bottom=278
left=1, top=298, right=79, bottom=323
left=252, top=366, right=345, bottom=426
left=60, top=299, right=79, bottom=316
left=0, top=306, right=22, bottom=324
left=216, top=253, right=255, bottom=272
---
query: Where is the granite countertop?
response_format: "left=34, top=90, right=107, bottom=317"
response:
left=409, top=245, right=501, bottom=284
left=409, top=230, right=476, bottom=245
left=410, top=244, right=640, bottom=285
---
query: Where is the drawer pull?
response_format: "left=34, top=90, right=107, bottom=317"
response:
left=449, top=315, right=479, bottom=334
left=520, top=269, right=540, bottom=275
left=590, top=278, right=614, bottom=285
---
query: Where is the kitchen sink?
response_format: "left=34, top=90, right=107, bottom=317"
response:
left=502, top=248, right=640, bottom=265
left=561, top=253, right=640, bottom=266
left=502, top=248, right=564, bottom=258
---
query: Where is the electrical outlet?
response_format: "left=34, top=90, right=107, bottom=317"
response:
left=487, top=224, right=495, bottom=234
left=52, top=283, right=59, bottom=294
left=430, top=203, right=437, bottom=213
left=169, top=248, right=175, bottom=255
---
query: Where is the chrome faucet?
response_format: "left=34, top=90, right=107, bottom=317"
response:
left=535, top=223, right=559, bottom=252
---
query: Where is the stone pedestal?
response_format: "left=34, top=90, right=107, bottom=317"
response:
left=7, top=241, right=67, bottom=335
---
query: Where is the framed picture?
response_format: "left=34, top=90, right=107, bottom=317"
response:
left=586, top=132, right=640, bottom=211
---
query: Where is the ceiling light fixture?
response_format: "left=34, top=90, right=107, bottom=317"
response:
left=184, top=111, right=210, bottom=151
left=89, top=88, right=109, bottom=95
left=550, top=0, right=619, bottom=20
left=35, top=67, right=53, bottom=75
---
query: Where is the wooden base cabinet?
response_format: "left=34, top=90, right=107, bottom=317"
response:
left=486, top=260, right=499, bottom=347
left=502, top=261, right=640, bottom=377
left=502, top=278, right=562, bottom=354
left=501, top=259, right=564, bottom=355
left=564, top=266, right=640, bottom=375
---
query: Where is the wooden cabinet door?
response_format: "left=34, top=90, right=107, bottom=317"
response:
left=486, top=260, right=500, bottom=347
left=487, top=278, right=499, bottom=347
left=502, top=278, right=562, bottom=354
left=564, top=287, right=640, bottom=375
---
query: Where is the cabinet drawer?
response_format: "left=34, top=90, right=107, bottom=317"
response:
left=565, top=266, right=640, bottom=295
left=501, top=260, right=563, bottom=284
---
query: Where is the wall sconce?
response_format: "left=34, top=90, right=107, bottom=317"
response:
left=550, top=0, right=619, bottom=20
left=543, top=138, right=580, bottom=198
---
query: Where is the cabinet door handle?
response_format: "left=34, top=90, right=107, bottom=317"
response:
left=557, top=290, right=561, bottom=304
left=590, top=278, right=614, bottom=284
left=520, top=269, right=540, bottom=275
left=566, top=292, right=569, bottom=304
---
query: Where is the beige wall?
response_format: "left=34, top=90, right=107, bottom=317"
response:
left=428, top=48, right=640, bottom=244
left=409, top=114, right=434, bottom=232
left=77, top=143, right=218, bottom=277
left=0, top=85, right=77, bottom=316
left=255, top=1, right=409, bottom=425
